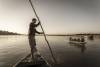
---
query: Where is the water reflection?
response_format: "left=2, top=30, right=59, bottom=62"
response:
left=69, top=43, right=86, bottom=53
left=0, top=35, right=30, bottom=67
left=0, top=36, right=100, bottom=67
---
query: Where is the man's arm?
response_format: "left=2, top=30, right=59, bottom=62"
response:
left=35, top=22, right=40, bottom=27
left=35, top=29, right=43, bottom=34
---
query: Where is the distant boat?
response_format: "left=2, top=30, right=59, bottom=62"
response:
left=69, top=36, right=86, bottom=44
left=13, top=51, right=50, bottom=67
left=69, top=41, right=86, bottom=44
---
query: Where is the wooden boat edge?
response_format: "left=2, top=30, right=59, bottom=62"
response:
left=12, top=52, right=51, bottom=67
left=12, top=53, right=31, bottom=67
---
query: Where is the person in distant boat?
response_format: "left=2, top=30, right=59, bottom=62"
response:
left=81, top=36, right=85, bottom=42
left=69, top=37, right=72, bottom=41
left=28, top=18, right=42, bottom=61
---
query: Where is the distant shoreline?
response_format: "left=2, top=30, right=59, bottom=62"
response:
left=0, top=30, right=21, bottom=35
left=23, top=34, right=100, bottom=36
left=0, top=30, right=100, bottom=36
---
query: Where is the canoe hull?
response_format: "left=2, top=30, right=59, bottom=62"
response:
left=13, top=52, right=50, bottom=67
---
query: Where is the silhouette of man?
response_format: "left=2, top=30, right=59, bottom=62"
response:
left=28, top=18, right=42, bottom=61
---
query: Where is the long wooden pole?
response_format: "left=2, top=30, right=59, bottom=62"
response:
left=29, top=0, right=57, bottom=63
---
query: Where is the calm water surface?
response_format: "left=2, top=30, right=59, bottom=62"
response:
left=0, top=35, right=100, bottom=67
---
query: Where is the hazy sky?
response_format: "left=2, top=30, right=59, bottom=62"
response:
left=0, top=0, right=100, bottom=34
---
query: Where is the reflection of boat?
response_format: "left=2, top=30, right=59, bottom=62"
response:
left=13, top=52, right=50, bottom=67
left=69, top=42, right=86, bottom=53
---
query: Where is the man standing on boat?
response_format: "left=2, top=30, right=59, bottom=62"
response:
left=28, top=18, right=42, bottom=61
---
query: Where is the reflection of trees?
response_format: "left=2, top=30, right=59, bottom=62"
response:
left=0, top=30, right=20, bottom=35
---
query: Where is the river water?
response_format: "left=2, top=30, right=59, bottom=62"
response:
left=0, top=35, right=100, bottom=67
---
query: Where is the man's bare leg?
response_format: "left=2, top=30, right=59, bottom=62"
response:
left=31, top=46, right=37, bottom=62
